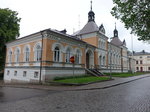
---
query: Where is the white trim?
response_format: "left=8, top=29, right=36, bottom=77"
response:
left=34, top=42, right=41, bottom=61
left=23, top=45, right=30, bottom=62
left=51, top=42, right=64, bottom=51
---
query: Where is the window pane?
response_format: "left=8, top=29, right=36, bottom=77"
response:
left=66, top=49, right=71, bottom=62
left=54, top=47, right=60, bottom=62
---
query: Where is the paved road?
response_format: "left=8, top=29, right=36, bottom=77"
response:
left=0, top=87, right=59, bottom=103
left=1, top=77, right=150, bottom=112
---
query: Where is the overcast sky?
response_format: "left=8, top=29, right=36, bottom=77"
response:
left=1, top=0, right=150, bottom=52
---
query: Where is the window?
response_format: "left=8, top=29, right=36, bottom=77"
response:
left=103, top=42, right=106, bottom=49
left=136, top=67, right=139, bottom=71
left=35, top=44, right=41, bottom=61
left=23, top=71, right=27, bottom=77
left=140, top=60, right=143, bottom=64
left=8, top=51, right=12, bottom=63
left=7, top=70, right=10, bottom=76
left=75, top=50, right=81, bottom=64
left=14, top=71, right=17, bottom=76
left=34, top=72, right=39, bottom=78
left=66, top=48, right=71, bottom=63
left=136, top=61, right=138, bottom=64
left=103, top=56, right=105, bottom=66
left=98, top=41, right=100, bottom=48
left=99, top=56, right=102, bottom=66
left=54, top=47, right=60, bottom=62
left=148, top=67, right=150, bottom=71
left=147, top=56, right=150, bottom=58
left=140, top=67, right=143, bottom=72
left=25, top=46, right=30, bottom=62
left=15, top=48, right=20, bottom=63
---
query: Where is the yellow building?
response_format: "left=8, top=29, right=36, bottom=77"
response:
left=133, top=50, right=150, bottom=72
left=4, top=3, right=131, bottom=83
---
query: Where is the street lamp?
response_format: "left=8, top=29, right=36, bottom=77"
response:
left=131, top=34, right=134, bottom=74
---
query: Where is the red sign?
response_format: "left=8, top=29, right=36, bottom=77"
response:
left=70, top=56, right=75, bottom=63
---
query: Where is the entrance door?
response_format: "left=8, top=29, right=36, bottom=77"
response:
left=140, top=67, right=143, bottom=72
left=86, top=52, right=90, bottom=68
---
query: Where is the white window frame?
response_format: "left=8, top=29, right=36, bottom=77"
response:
left=75, top=50, right=81, bottom=64
left=8, top=50, right=12, bottom=63
left=54, top=46, right=60, bottom=62
left=23, top=71, right=27, bottom=77
left=34, top=44, right=41, bottom=61
left=14, top=71, right=17, bottom=76
left=15, top=48, right=20, bottom=63
left=24, top=46, right=30, bottom=62
left=7, top=70, right=10, bottom=76
left=66, top=48, right=71, bottom=63
left=34, top=72, right=39, bottom=78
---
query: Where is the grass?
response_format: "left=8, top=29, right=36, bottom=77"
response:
left=105, top=72, right=148, bottom=78
left=53, top=75, right=111, bottom=84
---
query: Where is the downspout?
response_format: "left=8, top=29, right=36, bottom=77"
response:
left=121, top=48, right=123, bottom=73
left=39, top=31, right=44, bottom=84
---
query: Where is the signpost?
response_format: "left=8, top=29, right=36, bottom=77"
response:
left=70, top=56, right=75, bottom=76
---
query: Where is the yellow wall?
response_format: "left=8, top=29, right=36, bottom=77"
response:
left=82, top=37, right=98, bottom=47
left=6, top=38, right=87, bottom=67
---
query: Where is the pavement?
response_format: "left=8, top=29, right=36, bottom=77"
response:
left=0, top=74, right=150, bottom=91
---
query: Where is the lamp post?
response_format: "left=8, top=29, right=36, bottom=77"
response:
left=131, top=34, right=134, bottom=74
left=109, top=43, right=112, bottom=79
left=70, top=56, right=75, bottom=77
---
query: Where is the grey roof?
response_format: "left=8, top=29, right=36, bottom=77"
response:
left=110, top=37, right=123, bottom=46
left=72, top=30, right=80, bottom=36
left=78, top=21, right=99, bottom=35
left=133, top=50, right=150, bottom=55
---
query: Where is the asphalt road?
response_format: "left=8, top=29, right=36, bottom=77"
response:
left=1, top=77, right=150, bottom=112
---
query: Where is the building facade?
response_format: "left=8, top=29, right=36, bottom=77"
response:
left=4, top=3, right=133, bottom=83
left=133, top=50, right=150, bottom=72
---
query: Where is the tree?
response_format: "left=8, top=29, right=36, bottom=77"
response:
left=0, top=8, right=21, bottom=71
left=111, top=0, right=150, bottom=41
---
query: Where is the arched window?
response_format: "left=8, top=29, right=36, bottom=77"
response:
left=114, top=54, right=116, bottom=65
left=98, top=40, right=100, bottom=48
left=75, top=50, right=81, bottom=64
left=8, top=50, right=12, bottom=63
left=66, top=48, right=71, bottom=63
left=103, top=56, right=105, bottom=66
left=119, top=56, right=121, bottom=65
left=15, top=48, right=20, bottom=63
left=25, top=46, right=30, bottom=62
left=54, top=47, right=60, bottom=62
left=35, top=44, right=41, bottom=61
left=99, top=56, right=102, bottom=66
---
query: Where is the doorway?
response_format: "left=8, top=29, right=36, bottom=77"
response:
left=140, top=67, right=143, bottom=72
left=86, top=52, right=90, bottom=68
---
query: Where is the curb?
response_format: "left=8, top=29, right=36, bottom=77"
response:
left=0, top=75, right=150, bottom=91
left=48, top=78, right=114, bottom=86
left=70, top=75, right=150, bottom=91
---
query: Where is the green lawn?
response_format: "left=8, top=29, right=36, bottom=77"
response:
left=53, top=76, right=111, bottom=84
left=105, top=72, right=148, bottom=78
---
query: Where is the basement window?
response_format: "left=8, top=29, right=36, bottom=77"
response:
left=23, top=71, right=27, bottom=77
left=7, top=70, right=10, bottom=76
left=14, top=71, right=17, bottom=76
left=34, top=72, right=39, bottom=78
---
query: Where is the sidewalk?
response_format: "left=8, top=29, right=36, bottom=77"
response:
left=0, top=74, right=150, bottom=91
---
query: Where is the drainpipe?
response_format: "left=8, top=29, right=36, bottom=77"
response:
left=109, top=43, right=112, bottom=79
left=121, top=48, right=123, bottom=73
left=39, top=31, right=44, bottom=84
